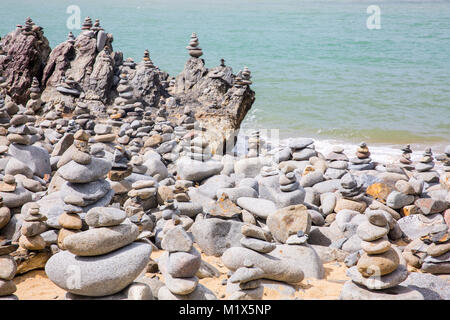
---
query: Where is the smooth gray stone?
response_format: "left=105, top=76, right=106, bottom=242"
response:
left=197, top=175, right=234, bottom=199
left=65, top=282, right=153, bottom=300
left=58, top=158, right=112, bottom=183
left=45, top=242, right=151, bottom=297
left=63, top=223, right=139, bottom=256
left=273, top=147, right=292, bottom=163
left=328, top=161, right=349, bottom=170
left=222, top=246, right=304, bottom=283
left=167, top=248, right=201, bottom=278
left=348, top=163, right=376, bottom=171
left=41, top=229, right=58, bottom=246
left=356, top=221, right=389, bottom=241
left=300, top=171, right=324, bottom=188
left=402, top=272, right=450, bottom=300
left=158, top=252, right=198, bottom=295
left=292, top=148, right=317, bottom=161
left=415, top=162, right=434, bottom=172
left=240, top=237, right=276, bottom=253
left=226, top=281, right=264, bottom=300
left=142, top=157, right=168, bottom=182
left=320, top=192, right=336, bottom=216
left=288, top=138, right=314, bottom=150
left=344, top=250, right=362, bottom=267
left=270, top=244, right=325, bottom=279
left=307, top=224, right=346, bottom=246
left=339, top=280, right=424, bottom=300
left=237, top=197, right=276, bottom=219
left=176, top=202, right=203, bottom=217
left=191, top=218, right=243, bottom=257
left=60, top=179, right=111, bottom=206
left=386, top=191, right=415, bottom=209
left=0, top=185, right=32, bottom=208
left=177, top=157, right=223, bottom=182
left=85, top=207, right=126, bottom=227
left=5, top=157, right=33, bottom=178
left=238, top=178, right=259, bottom=192
left=8, top=143, right=51, bottom=178
left=229, top=267, right=265, bottom=283
left=161, top=226, right=193, bottom=253
left=0, top=214, right=22, bottom=242
left=341, top=234, right=362, bottom=253
left=308, top=209, right=325, bottom=226
left=312, top=179, right=341, bottom=194
left=216, top=187, right=257, bottom=202
left=158, top=284, right=217, bottom=300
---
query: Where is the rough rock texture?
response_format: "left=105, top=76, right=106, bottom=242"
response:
left=0, top=22, right=51, bottom=104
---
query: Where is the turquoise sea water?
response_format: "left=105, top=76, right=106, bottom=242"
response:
left=1, top=0, right=449, bottom=146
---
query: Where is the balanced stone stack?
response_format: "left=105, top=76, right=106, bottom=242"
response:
left=288, top=137, right=315, bottom=161
left=142, top=49, right=155, bottom=68
left=19, top=203, right=47, bottom=251
left=108, top=145, right=132, bottom=181
left=226, top=224, right=276, bottom=300
left=46, top=207, right=152, bottom=299
left=419, top=226, right=450, bottom=274
left=234, top=66, right=252, bottom=87
left=415, top=148, right=434, bottom=172
left=335, top=173, right=367, bottom=213
left=325, top=146, right=349, bottom=179
left=21, top=17, right=34, bottom=36
left=341, top=210, right=423, bottom=299
left=7, top=114, right=32, bottom=145
left=0, top=240, right=18, bottom=300
left=26, top=77, right=43, bottom=113
left=111, top=72, right=142, bottom=120
left=177, top=106, right=195, bottom=130
left=399, top=144, right=413, bottom=169
left=0, top=195, right=10, bottom=231
left=247, top=130, right=265, bottom=158
left=125, top=179, right=157, bottom=215
left=57, top=129, right=114, bottom=212
left=67, top=31, right=75, bottom=44
left=93, top=123, right=115, bottom=143
left=56, top=74, right=81, bottom=97
left=158, top=226, right=215, bottom=300
left=349, top=142, right=375, bottom=171
left=173, top=180, right=202, bottom=218
left=177, top=134, right=223, bottom=182
left=186, top=32, right=203, bottom=58
left=57, top=201, right=83, bottom=250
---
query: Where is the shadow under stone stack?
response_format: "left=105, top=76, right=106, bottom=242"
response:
left=46, top=206, right=152, bottom=299
left=341, top=210, right=423, bottom=299
left=0, top=239, right=18, bottom=300
left=349, top=142, right=375, bottom=171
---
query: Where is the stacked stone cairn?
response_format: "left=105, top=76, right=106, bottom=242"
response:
left=142, top=49, right=154, bottom=68
left=158, top=226, right=216, bottom=300
left=349, top=142, right=375, bottom=171
left=415, top=148, right=434, bottom=173
left=19, top=203, right=47, bottom=251
left=7, top=114, right=32, bottom=145
left=56, top=73, right=81, bottom=97
left=173, top=180, right=202, bottom=218
left=56, top=200, right=83, bottom=250
left=186, top=32, right=203, bottom=58
left=399, top=144, right=413, bottom=168
left=26, top=77, right=43, bottom=113
left=234, top=66, right=252, bottom=87
left=111, top=72, right=142, bottom=120
left=341, top=210, right=423, bottom=299
left=108, top=145, right=132, bottom=182
left=46, top=206, right=152, bottom=299
left=21, top=17, right=34, bottom=36
left=0, top=239, right=18, bottom=300
left=325, top=145, right=349, bottom=180
left=288, top=137, right=316, bottom=161
left=226, top=224, right=276, bottom=300
left=247, top=130, right=265, bottom=158
left=177, top=106, right=195, bottom=130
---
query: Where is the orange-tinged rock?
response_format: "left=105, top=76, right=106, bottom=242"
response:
left=402, top=205, right=420, bottom=216
left=366, top=183, right=392, bottom=203
left=110, top=113, right=122, bottom=119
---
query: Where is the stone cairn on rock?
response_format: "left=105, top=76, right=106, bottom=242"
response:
left=288, top=137, right=316, bottom=161
left=177, top=106, right=195, bottom=130
left=67, top=31, right=75, bottom=44
left=325, top=145, right=349, bottom=180
left=56, top=73, right=81, bottom=97
left=341, top=210, right=423, bottom=299
left=56, top=200, right=83, bottom=250
left=402, top=224, right=449, bottom=275
left=234, top=66, right=252, bottom=87
left=7, top=114, right=32, bottom=145
left=46, top=206, right=152, bottom=299
left=108, top=145, right=132, bottom=182
left=142, top=49, right=154, bottom=68
left=25, top=77, right=42, bottom=113
left=226, top=224, right=276, bottom=300
left=111, top=72, right=142, bottom=121
left=399, top=144, right=413, bottom=168
left=349, top=142, right=375, bottom=171
left=19, top=203, right=47, bottom=251
left=21, top=17, right=34, bottom=36
left=0, top=238, right=18, bottom=300
left=415, top=148, right=434, bottom=173
left=186, top=32, right=203, bottom=58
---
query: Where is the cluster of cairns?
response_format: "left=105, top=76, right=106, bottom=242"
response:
left=341, top=210, right=423, bottom=299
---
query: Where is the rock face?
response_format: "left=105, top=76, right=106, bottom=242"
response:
left=0, top=18, right=51, bottom=104
left=172, top=53, right=255, bottom=152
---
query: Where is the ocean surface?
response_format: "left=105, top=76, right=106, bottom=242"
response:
left=1, top=0, right=449, bottom=154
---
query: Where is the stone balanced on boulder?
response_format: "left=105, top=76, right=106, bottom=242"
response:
left=46, top=206, right=152, bottom=299
left=340, top=210, right=423, bottom=299
left=186, top=32, right=203, bottom=58
left=19, top=203, right=47, bottom=251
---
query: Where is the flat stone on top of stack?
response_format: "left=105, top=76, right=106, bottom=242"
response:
left=46, top=206, right=152, bottom=298
left=341, top=210, right=423, bottom=299
left=186, top=32, right=203, bottom=58
left=288, top=137, right=315, bottom=161
left=0, top=239, right=18, bottom=300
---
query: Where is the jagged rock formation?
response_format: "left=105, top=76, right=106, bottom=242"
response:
left=0, top=18, right=51, bottom=105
